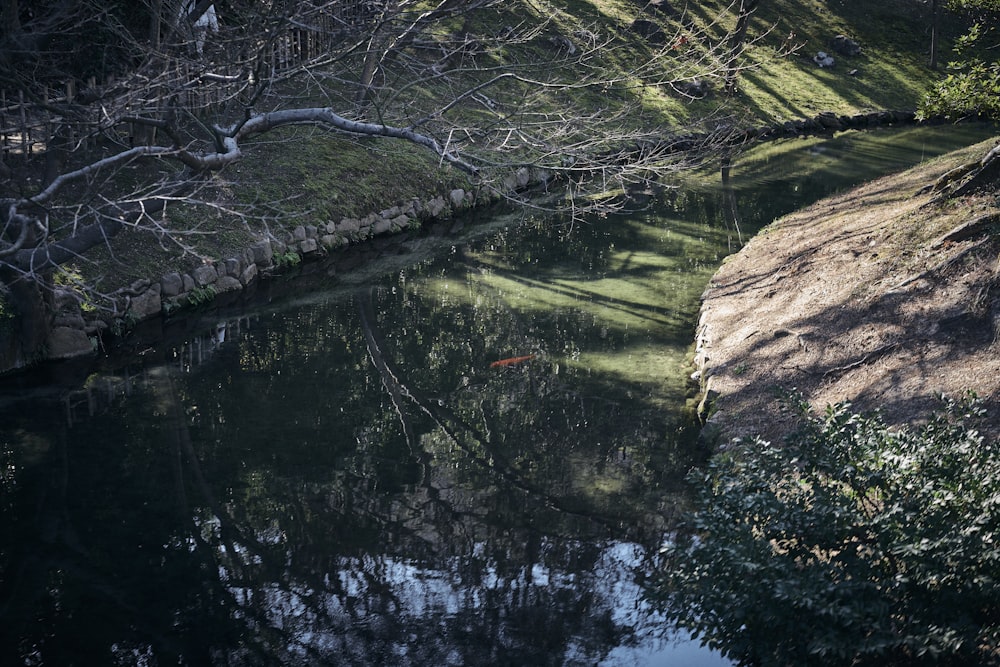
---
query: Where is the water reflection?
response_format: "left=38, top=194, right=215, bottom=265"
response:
left=1, top=212, right=717, bottom=666
left=0, top=125, right=995, bottom=665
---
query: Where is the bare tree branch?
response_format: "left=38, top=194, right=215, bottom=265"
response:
left=0, top=0, right=767, bottom=302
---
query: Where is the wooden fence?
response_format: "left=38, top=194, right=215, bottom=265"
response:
left=0, top=2, right=376, bottom=162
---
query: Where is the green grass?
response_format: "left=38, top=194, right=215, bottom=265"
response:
left=79, top=0, right=971, bottom=296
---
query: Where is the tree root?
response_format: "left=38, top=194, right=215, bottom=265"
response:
left=922, top=141, right=1000, bottom=200
left=823, top=341, right=900, bottom=380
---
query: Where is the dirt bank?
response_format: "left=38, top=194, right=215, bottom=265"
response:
left=695, top=137, right=1000, bottom=444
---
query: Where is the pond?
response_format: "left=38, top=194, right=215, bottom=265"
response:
left=0, top=125, right=995, bottom=666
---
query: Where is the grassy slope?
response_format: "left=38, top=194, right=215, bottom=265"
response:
left=87, top=0, right=963, bottom=295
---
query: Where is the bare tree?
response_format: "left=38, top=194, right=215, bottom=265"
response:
left=0, top=0, right=754, bottom=312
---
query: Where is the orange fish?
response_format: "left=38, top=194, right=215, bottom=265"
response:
left=489, top=354, right=536, bottom=368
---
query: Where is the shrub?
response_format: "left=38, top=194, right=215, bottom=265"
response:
left=655, top=393, right=1000, bottom=666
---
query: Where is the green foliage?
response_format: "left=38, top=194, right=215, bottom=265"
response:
left=922, top=23, right=1000, bottom=119
left=922, top=5, right=1000, bottom=120
left=656, top=393, right=1000, bottom=666
left=923, top=59, right=1000, bottom=119
left=53, top=267, right=98, bottom=313
left=186, top=285, right=218, bottom=308
left=110, top=312, right=140, bottom=337
left=273, top=251, right=302, bottom=269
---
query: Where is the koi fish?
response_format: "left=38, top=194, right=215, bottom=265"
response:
left=489, top=354, right=536, bottom=368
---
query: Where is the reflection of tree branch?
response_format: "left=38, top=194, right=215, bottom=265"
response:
left=0, top=422, right=188, bottom=657
left=358, top=288, right=432, bottom=482
left=358, top=289, right=623, bottom=527
left=721, top=153, right=743, bottom=247
left=150, top=366, right=327, bottom=662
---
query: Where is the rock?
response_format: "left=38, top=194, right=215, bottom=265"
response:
left=425, top=196, right=447, bottom=218
left=449, top=188, right=466, bottom=208
left=46, top=326, right=93, bottom=359
left=84, top=319, right=108, bottom=336
left=305, top=225, right=317, bottom=239
left=379, top=206, right=401, bottom=219
left=52, top=311, right=85, bottom=329
left=250, top=240, right=273, bottom=266
left=192, top=264, right=218, bottom=287
left=697, top=378, right=720, bottom=420
left=52, top=288, right=79, bottom=312
left=129, top=284, right=162, bottom=320
left=644, top=0, right=679, bottom=17
left=677, top=78, right=710, bottom=99
left=391, top=214, right=410, bottom=230
left=299, top=238, right=318, bottom=254
left=161, top=272, right=184, bottom=297
left=816, top=111, right=843, bottom=130
left=830, top=35, right=861, bottom=57
left=224, top=258, right=242, bottom=277
left=630, top=18, right=666, bottom=44
left=215, top=276, right=243, bottom=293
left=373, top=218, right=393, bottom=235
left=337, top=217, right=361, bottom=235
left=320, top=234, right=344, bottom=249
left=239, top=263, right=258, bottom=286
left=813, top=51, right=835, bottom=67
left=516, top=167, right=531, bottom=188
left=182, top=274, right=195, bottom=292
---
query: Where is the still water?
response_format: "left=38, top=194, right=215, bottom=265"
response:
left=0, top=126, right=994, bottom=665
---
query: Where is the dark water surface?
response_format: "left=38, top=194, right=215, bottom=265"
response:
left=0, top=126, right=995, bottom=665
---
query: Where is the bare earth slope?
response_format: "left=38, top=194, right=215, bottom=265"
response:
left=696, top=138, right=1000, bottom=444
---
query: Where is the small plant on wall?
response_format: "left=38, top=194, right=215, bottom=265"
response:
left=186, top=286, right=218, bottom=308
left=274, top=252, right=302, bottom=269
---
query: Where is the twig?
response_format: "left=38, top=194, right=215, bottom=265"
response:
left=822, top=341, right=900, bottom=380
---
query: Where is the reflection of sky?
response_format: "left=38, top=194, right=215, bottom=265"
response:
left=594, top=543, right=732, bottom=667
left=227, top=540, right=731, bottom=665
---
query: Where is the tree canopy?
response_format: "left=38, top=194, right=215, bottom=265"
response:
left=922, top=1, right=1000, bottom=120
left=919, top=0, right=1000, bottom=196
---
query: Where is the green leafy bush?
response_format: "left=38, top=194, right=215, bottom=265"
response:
left=274, top=251, right=302, bottom=269
left=656, top=394, right=1000, bottom=666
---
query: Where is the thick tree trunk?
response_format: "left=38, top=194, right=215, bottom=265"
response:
left=724, top=0, right=759, bottom=95
left=0, top=274, right=49, bottom=372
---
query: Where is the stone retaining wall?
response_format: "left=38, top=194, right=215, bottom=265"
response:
left=38, top=110, right=954, bottom=363
left=43, top=175, right=547, bottom=362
